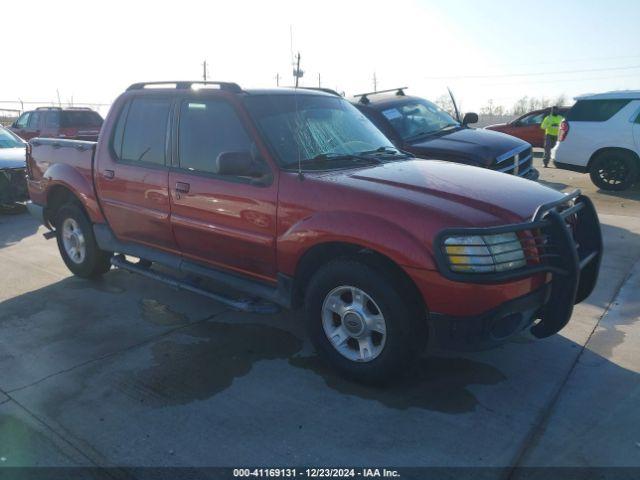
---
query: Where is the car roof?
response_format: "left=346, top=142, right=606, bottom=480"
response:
left=574, top=90, right=640, bottom=101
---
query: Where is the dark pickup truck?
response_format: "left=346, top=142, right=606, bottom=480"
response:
left=26, top=81, right=602, bottom=383
left=352, top=88, right=538, bottom=180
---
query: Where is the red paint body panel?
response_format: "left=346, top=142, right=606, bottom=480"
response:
left=27, top=86, right=572, bottom=318
left=26, top=142, right=105, bottom=224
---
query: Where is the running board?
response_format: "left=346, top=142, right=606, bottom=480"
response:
left=110, top=255, right=280, bottom=314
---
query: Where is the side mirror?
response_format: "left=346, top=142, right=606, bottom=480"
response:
left=216, top=151, right=264, bottom=178
left=462, top=112, right=478, bottom=125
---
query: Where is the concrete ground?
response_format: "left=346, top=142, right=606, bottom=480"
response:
left=0, top=156, right=639, bottom=477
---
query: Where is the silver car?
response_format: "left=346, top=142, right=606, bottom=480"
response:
left=0, top=125, right=28, bottom=211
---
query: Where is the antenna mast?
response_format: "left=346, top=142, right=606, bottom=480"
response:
left=202, top=60, right=209, bottom=82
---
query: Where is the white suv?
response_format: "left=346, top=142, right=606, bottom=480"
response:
left=552, top=91, right=640, bottom=191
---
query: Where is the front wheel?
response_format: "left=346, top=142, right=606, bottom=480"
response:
left=304, top=259, right=425, bottom=384
left=55, top=203, right=112, bottom=278
left=589, top=152, right=639, bottom=191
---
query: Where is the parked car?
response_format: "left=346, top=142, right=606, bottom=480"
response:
left=0, top=125, right=28, bottom=212
left=485, top=106, right=571, bottom=148
left=552, top=91, right=640, bottom=191
left=10, top=107, right=103, bottom=142
left=26, top=81, right=602, bottom=383
left=351, top=88, right=538, bottom=180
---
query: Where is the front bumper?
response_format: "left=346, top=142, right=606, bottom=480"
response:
left=431, top=190, right=602, bottom=350
left=431, top=285, right=550, bottom=351
left=0, top=167, right=28, bottom=205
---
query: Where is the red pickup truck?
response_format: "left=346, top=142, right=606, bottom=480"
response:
left=26, top=81, right=602, bottom=383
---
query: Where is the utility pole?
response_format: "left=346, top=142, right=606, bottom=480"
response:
left=276, top=73, right=280, bottom=86
left=373, top=72, right=378, bottom=92
left=318, top=73, right=321, bottom=88
left=202, top=60, right=208, bottom=82
left=293, top=52, right=304, bottom=88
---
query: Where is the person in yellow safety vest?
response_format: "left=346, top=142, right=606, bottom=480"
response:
left=540, top=106, right=564, bottom=168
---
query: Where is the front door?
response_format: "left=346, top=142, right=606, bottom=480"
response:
left=168, top=96, right=278, bottom=283
left=21, top=111, right=42, bottom=140
left=94, top=95, right=178, bottom=252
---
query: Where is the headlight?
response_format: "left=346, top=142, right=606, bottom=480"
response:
left=443, top=232, right=526, bottom=273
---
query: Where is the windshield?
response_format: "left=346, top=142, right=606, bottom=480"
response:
left=380, top=99, right=459, bottom=141
left=244, top=94, right=396, bottom=168
left=0, top=127, right=24, bottom=149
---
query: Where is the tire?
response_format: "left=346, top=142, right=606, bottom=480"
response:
left=55, top=203, right=112, bottom=278
left=304, top=259, right=425, bottom=384
left=589, top=152, right=639, bottom=191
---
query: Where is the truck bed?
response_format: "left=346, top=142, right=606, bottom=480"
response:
left=27, top=138, right=96, bottom=207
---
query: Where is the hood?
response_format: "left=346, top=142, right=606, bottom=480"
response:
left=406, top=127, right=528, bottom=166
left=323, top=159, right=565, bottom=227
left=484, top=123, right=508, bottom=130
left=0, top=147, right=26, bottom=169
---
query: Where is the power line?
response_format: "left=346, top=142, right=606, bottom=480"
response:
left=425, top=64, right=640, bottom=80
left=476, top=71, right=640, bottom=87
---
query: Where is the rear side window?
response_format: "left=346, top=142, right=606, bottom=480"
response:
left=567, top=100, right=631, bottom=122
left=45, top=112, right=61, bottom=128
left=61, top=111, right=103, bottom=128
left=178, top=100, right=253, bottom=174
left=28, top=112, right=42, bottom=128
left=116, top=97, right=171, bottom=166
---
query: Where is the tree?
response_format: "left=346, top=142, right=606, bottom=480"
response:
left=434, top=94, right=457, bottom=117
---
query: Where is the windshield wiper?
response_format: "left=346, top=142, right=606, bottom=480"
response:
left=358, top=146, right=410, bottom=157
left=292, top=152, right=382, bottom=168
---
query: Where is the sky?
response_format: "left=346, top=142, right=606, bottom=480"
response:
left=1, top=0, right=638, bottom=115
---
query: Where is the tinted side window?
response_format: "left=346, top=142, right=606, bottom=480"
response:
left=521, top=113, right=544, bottom=125
left=120, top=97, right=171, bottom=165
left=45, top=112, right=61, bottom=128
left=567, top=100, right=631, bottom=122
left=28, top=112, right=42, bottom=128
left=178, top=100, right=253, bottom=174
left=635, top=111, right=640, bottom=124
left=61, top=111, right=103, bottom=128
left=15, top=113, right=30, bottom=128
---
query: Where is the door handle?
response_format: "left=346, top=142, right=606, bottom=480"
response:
left=175, top=182, right=190, bottom=194
left=103, top=169, right=115, bottom=179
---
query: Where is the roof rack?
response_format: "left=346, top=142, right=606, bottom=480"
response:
left=353, top=87, right=408, bottom=104
left=65, top=107, right=93, bottom=111
left=36, top=106, right=62, bottom=111
left=285, top=87, right=342, bottom=97
left=126, top=81, right=242, bottom=93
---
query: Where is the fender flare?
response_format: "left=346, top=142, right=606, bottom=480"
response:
left=43, top=163, right=105, bottom=224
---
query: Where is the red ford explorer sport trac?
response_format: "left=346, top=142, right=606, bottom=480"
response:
left=25, top=81, right=602, bottom=383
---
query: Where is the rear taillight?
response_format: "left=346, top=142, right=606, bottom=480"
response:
left=558, top=120, right=569, bottom=142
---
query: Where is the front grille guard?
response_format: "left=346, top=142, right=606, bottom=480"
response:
left=433, top=189, right=603, bottom=337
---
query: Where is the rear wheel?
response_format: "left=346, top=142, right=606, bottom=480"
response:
left=304, top=259, right=425, bottom=384
left=56, top=203, right=112, bottom=278
left=589, top=152, right=639, bottom=191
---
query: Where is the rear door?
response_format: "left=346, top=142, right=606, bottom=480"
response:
left=168, top=95, right=278, bottom=282
left=94, top=95, right=178, bottom=252
left=41, top=111, right=61, bottom=138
